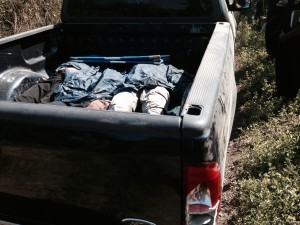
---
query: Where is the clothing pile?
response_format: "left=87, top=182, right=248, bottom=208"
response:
left=15, top=61, right=193, bottom=115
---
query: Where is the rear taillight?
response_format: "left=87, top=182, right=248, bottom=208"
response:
left=184, top=162, right=221, bottom=225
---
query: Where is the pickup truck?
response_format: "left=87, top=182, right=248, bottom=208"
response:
left=0, top=1, right=248, bottom=225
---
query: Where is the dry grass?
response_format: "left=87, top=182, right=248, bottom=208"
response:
left=0, top=0, right=62, bottom=38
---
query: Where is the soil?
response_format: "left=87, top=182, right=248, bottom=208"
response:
left=217, top=137, right=244, bottom=225
left=217, top=61, right=247, bottom=225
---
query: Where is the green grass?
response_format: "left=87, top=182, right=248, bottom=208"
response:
left=232, top=18, right=300, bottom=225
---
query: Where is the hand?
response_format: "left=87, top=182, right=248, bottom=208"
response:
left=86, top=99, right=110, bottom=110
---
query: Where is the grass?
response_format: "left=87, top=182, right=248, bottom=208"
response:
left=232, top=18, right=300, bottom=225
left=0, top=2, right=299, bottom=224
left=0, top=0, right=62, bottom=38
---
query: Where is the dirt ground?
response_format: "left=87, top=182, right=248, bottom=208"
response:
left=217, top=60, right=246, bottom=225
left=217, top=137, right=244, bottom=225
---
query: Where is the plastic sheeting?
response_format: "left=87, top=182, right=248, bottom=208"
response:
left=53, top=61, right=192, bottom=104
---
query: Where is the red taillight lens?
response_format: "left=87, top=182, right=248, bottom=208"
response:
left=184, top=162, right=221, bottom=208
left=184, top=162, right=221, bottom=225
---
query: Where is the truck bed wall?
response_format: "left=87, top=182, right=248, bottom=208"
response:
left=61, top=23, right=214, bottom=74
left=0, top=23, right=214, bottom=75
left=0, top=22, right=215, bottom=113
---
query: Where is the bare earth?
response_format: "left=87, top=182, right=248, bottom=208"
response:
left=218, top=138, right=244, bottom=225
left=217, top=62, right=246, bottom=225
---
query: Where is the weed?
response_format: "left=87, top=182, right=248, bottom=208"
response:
left=0, top=0, right=62, bottom=37
left=232, top=17, right=300, bottom=225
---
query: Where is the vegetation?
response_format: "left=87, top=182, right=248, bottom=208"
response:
left=0, top=0, right=62, bottom=38
left=232, top=18, right=300, bottom=225
left=0, top=1, right=299, bottom=224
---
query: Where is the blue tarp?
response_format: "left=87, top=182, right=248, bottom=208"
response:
left=53, top=61, right=192, bottom=104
